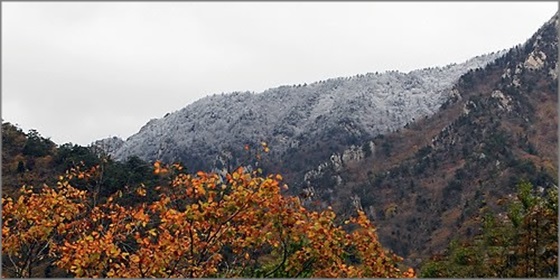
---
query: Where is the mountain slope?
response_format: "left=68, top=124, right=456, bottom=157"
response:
left=302, top=13, right=558, bottom=267
left=102, top=52, right=503, bottom=178
left=92, top=13, right=557, bottom=269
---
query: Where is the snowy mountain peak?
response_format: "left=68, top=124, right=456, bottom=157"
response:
left=102, top=50, right=505, bottom=172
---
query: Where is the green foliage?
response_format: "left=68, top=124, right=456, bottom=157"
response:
left=420, top=181, right=558, bottom=278
left=381, top=140, right=393, bottom=157
left=22, top=129, right=55, bottom=157
left=54, top=143, right=100, bottom=170
left=362, top=142, right=373, bottom=158
left=16, top=161, right=25, bottom=174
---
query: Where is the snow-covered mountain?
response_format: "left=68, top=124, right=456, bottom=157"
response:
left=98, top=50, right=505, bottom=173
left=91, top=136, right=125, bottom=157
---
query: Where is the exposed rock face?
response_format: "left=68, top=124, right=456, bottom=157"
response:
left=490, top=90, right=513, bottom=111
left=524, top=50, right=546, bottom=70
left=342, top=145, right=365, bottom=163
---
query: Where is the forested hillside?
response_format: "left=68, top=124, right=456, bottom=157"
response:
left=300, top=12, right=558, bottom=271
left=2, top=122, right=556, bottom=278
left=2, top=11, right=557, bottom=279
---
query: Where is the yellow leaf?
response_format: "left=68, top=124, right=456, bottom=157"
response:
left=130, top=255, right=140, bottom=263
left=136, top=187, right=147, bottom=197
left=109, top=247, right=119, bottom=257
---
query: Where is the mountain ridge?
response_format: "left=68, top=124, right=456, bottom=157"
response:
left=95, top=50, right=506, bottom=176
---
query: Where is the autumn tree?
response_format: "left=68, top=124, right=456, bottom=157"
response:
left=3, top=161, right=415, bottom=278
left=2, top=180, right=87, bottom=277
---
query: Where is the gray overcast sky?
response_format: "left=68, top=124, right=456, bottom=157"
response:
left=2, top=2, right=558, bottom=146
